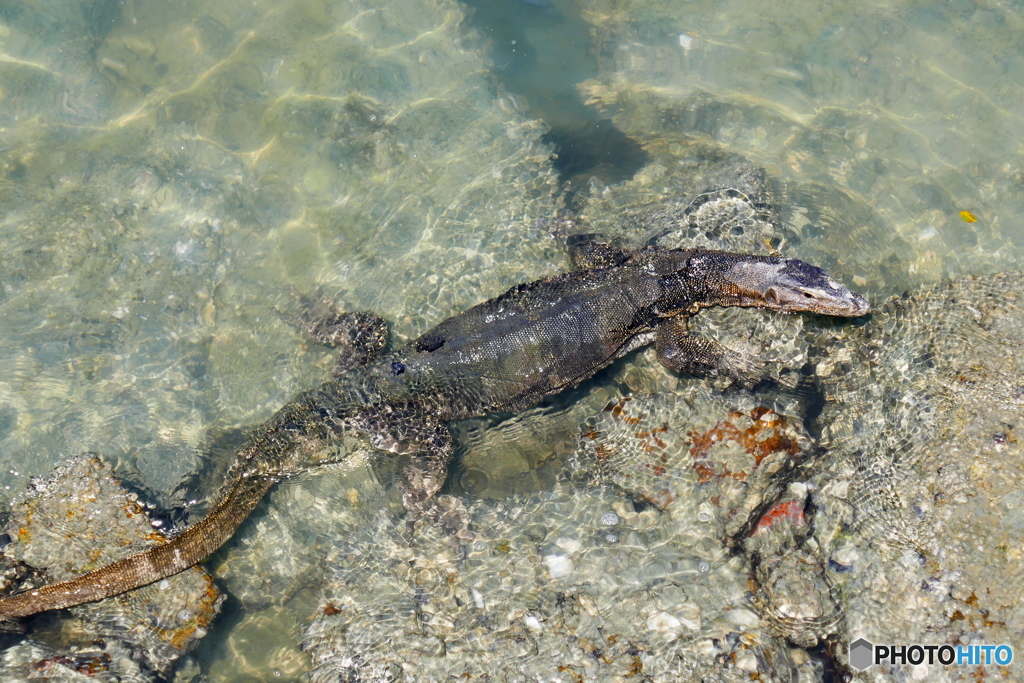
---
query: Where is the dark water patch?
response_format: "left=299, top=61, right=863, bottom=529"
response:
left=0, top=406, right=17, bottom=439
left=0, top=0, right=122, bottom=42
left=543, top=120, right=650, bottom=204
left=460, top=0, right=648, bottom=192
left=809, top=638, right=853, bottom=683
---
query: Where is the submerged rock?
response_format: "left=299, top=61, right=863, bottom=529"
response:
left=1, top=455, right=222, bottom=677
left=0, top=639, right=151, bottom=683
left=568, top=391, right=815, bottom=542
left=746, top=484, right=841, bottom=650
left=303, top=484, right=815, bottom=682
left=811, top=272, right=1024, bottom=678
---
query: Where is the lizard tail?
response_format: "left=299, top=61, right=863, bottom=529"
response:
left=0, top=473, right=275, bottom=619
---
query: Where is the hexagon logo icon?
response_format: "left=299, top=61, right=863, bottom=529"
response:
left=849, top=637, right=874, bottom=671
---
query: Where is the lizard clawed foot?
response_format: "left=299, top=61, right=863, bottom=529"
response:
left=275, top=291, right=388, bottom=374
left=709, top=345, right=767, bottom=387
left=397, top=432, right=453, bottom=521
left=655, top=319, right=766, bottom=386
left=566, top=233, right=631, bottom=270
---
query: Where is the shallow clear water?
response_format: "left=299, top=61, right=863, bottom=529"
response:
left=0, top=0, right=1022, bottom=679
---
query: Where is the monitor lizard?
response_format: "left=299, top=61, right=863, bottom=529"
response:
left=0, top=243, right=868, bottom=618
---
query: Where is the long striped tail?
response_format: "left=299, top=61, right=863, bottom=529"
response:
left=0, top=472, right=274, bottom=618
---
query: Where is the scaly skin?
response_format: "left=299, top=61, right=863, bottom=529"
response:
left=0, top=247, right=868, bottom=618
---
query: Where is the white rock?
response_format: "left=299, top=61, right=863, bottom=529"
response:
left=646, top=611, right=683, bottom=642
left=544, top=554, right=573, bottom=579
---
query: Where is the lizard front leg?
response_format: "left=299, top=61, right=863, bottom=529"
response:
left=565, top=234, right=631, bottom=270
left=276, top=292, right=388, bottom=374
left=655, top=316, right=763, bottom=384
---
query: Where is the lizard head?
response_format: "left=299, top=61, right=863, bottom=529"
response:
left=721, top=256, right=870, bottom=317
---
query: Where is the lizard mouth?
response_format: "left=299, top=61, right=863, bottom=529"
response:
left=844, top=293, right=871, bottom=317
left=813, top=289, right=871, bottom=317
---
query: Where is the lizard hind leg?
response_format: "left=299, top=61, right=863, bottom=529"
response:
left=655, top=317, right=764, bottom=385
left=396, top=420, right=454, bottom=520
left=351, top=406, right=455, bottom=519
